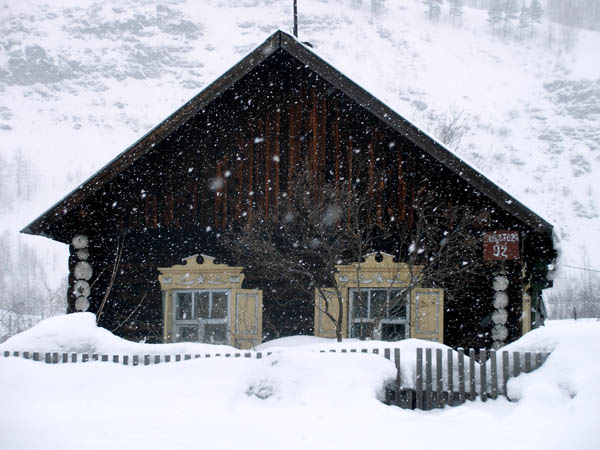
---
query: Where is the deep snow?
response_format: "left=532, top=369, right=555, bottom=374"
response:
left=1, top=315, right=600, bottom=449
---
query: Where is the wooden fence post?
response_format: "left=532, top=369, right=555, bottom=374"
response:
left=502, top=351, right=509, bottom=396
left=416, top=348, right=423, bottom=409
left=490, top=350, right=498, bottom=400
left=447, top=348, right=454, bottom=406
left=468, top=349, right=476, bottom=401
left=513, top=352, right=521, bottom=378
left=425, top=348, right=433, bottom=410
left=535, top=353, right=543, bottom=370
left=394, top=348, right=401, bottom=407
left=458, top=348, right=465, bottom=404
left=436, top=349, right=443, bottom=408
left=479, top=349, right=487, bottom=402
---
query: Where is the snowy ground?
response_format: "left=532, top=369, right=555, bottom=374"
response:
left=1, top=315, right=599, bottom=450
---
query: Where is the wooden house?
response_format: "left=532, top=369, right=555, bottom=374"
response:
left=21, top=31, right=555, bottom=349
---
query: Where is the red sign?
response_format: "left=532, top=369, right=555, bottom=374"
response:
left=483, top=231, right=520, bottom=261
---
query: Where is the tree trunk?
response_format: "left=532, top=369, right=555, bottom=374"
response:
left=336, top=293, right=344, bottom=342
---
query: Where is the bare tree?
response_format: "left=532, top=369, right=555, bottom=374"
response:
left=424, top=0, right=444, bottom=21
left=224, top=167, right=488, bottom=342
left=424, top=107, right=470, bottom=150
left=351, top=192, right=488, bottom=340
left=545, top=264, right=600, bottom=320
left=501, top=0, right=518, bottom=37
left=96, top=234, right=125, bottom=324
left=0, top=231, right=67, bottom=342
left=488, top=0, right=503, bottom=34
left=518, top=4, right=531, bottom=41
left=529, top=0, right=543, bottom=37
left=224, top=168, right=380, bottom=341
left=449, top=0, right=465, bottom=27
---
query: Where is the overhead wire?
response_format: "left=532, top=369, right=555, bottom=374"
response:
left=558, top=264, right=600, bottom=274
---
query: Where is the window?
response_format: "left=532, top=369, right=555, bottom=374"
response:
left=349, top=289, right=408, bottom=341
left=173, top=290, right=229, bottom=344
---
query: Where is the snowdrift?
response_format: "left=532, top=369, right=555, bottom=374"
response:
left=0, top=312, right=237, bottom=355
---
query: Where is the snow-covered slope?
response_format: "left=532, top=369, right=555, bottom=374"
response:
left=1, top=0, right=599, bottom=313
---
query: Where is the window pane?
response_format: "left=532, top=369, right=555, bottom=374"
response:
left=204, top=323, right=227, bottom=344
left=211, top=292, right=228, bottom=319
left=381, top=323, right=405, bottom=341
left=352, top=291, right=368, bottom=318
left=389, top=290, right=407, bottom=319
left=176, top=293, right=193, bottom=320
left=195, top=292, right=210, bottom=319
left=351, top=321, right=372, bottom=340
left=176, top=325, right=198, bottom=342
left=370, top=290, right=387, bottom=319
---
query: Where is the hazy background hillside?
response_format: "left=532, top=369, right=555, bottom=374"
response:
left=1, top=0, right=599, bottom=339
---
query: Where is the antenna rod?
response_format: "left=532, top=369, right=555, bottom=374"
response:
left=293, top=0, right=298, bottom=38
